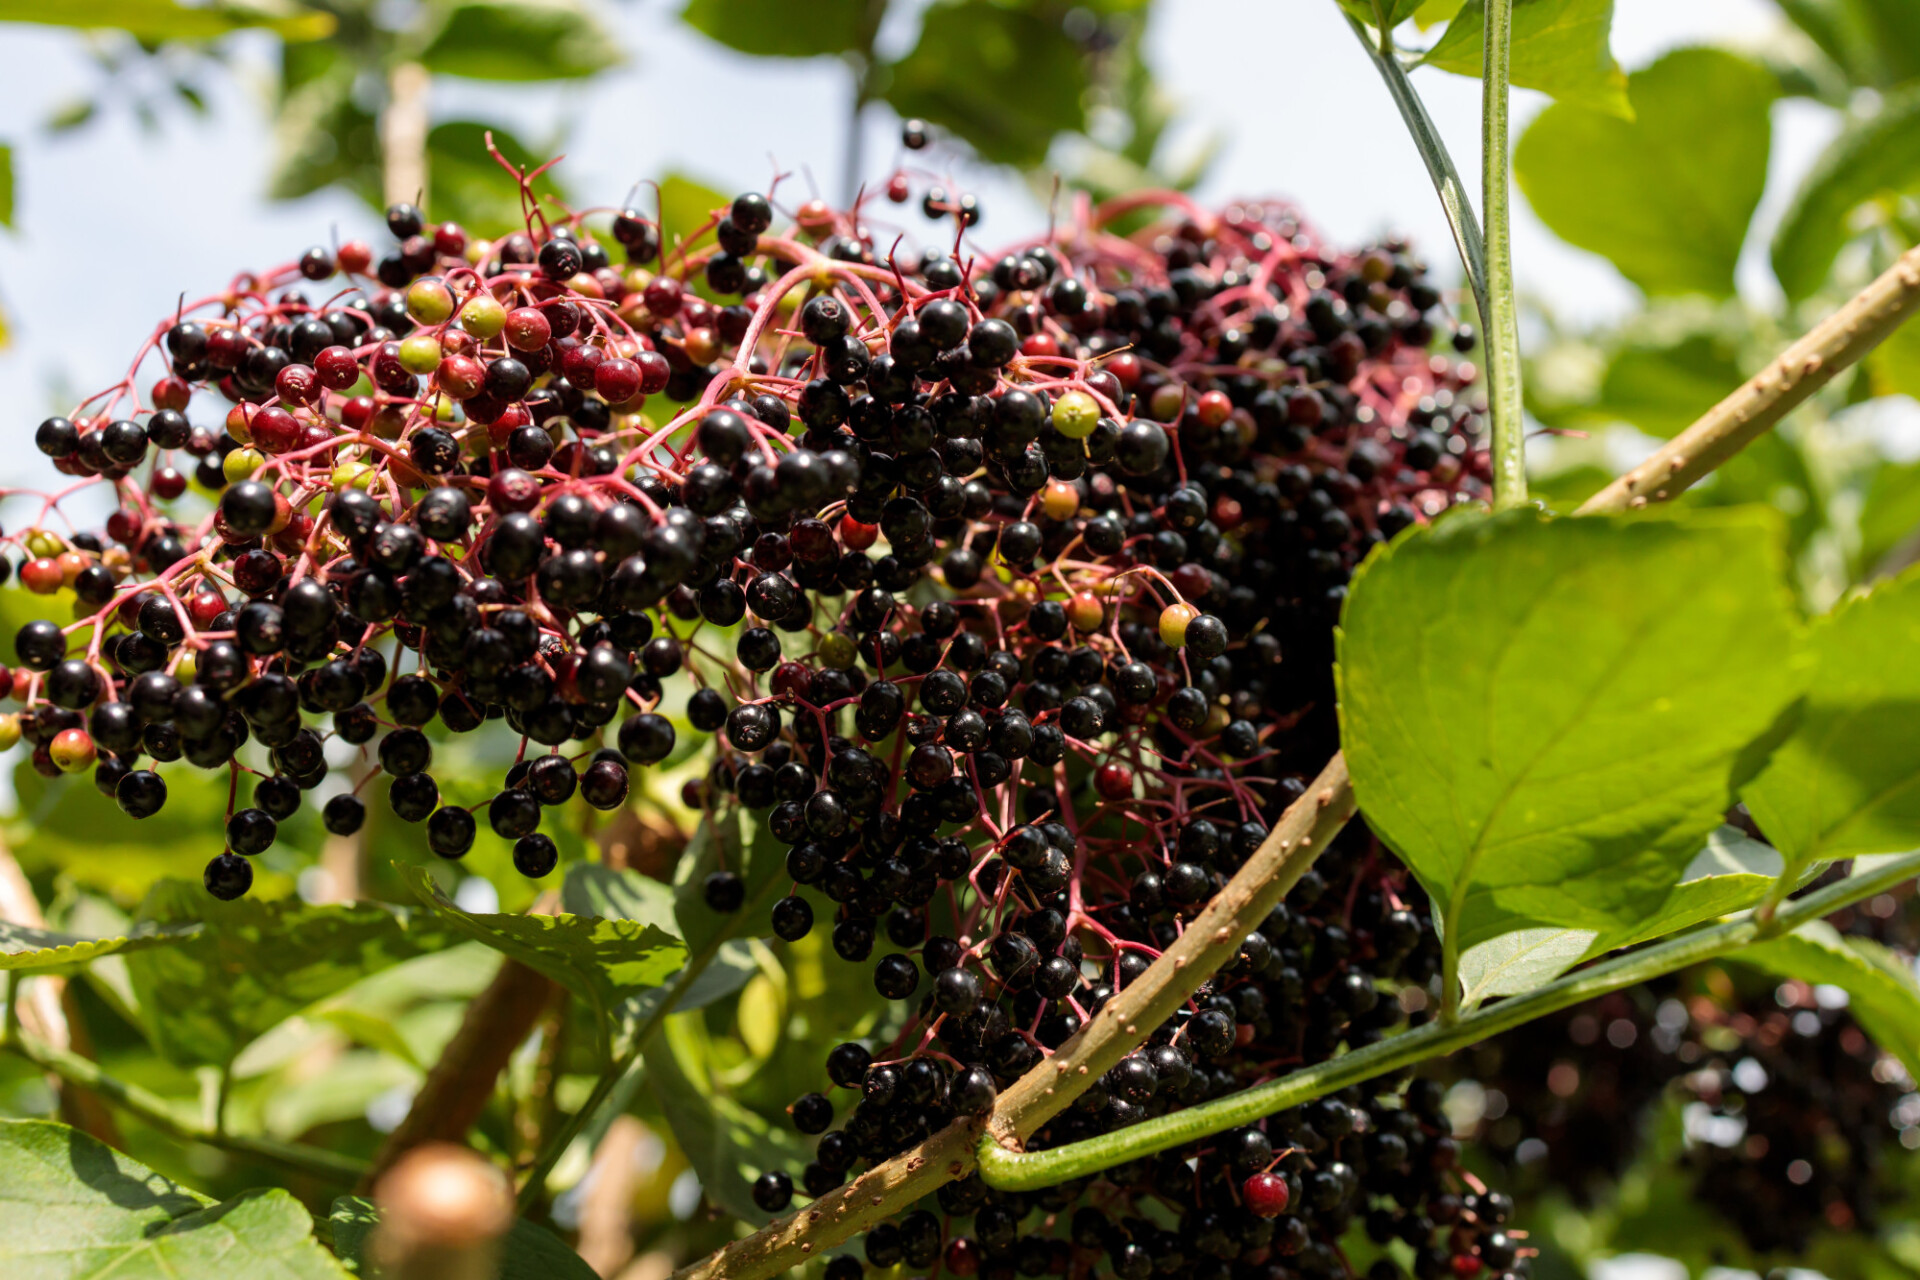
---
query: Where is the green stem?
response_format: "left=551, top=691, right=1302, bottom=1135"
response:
left=1342, top=10, right=1489, bottom=328
left=1481, top=0, right=1526, bottom=510
left=0, top=1031, right=367, bottom=1184
left=977, top=851, right=1920, bottom=1191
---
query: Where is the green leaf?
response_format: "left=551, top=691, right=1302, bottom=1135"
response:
left=1421, top=0, right=1631, bottom=116
left=0, top=1119, right=352, bottom=1279
left=1594, top=332, right=1745, bottom=439
left=1856, top=456, right=1920, bottom=578
left=880, top=0, right=1088, bottom=168
left=400, top=863, right=686, bottom=1055
left=417, top=0, right=622, bottom=82
left=1743, top=567, right=1920, bottom=874
left=1513, top=46, right=1775, bottom=297
left=1735, top=920, right=1920, bottom=1082
left=329, top=1195, right=597, bottom=1279
left=127, top=881, right=459, bottom=1068
left=1336, top=0, right=1428, bottom=29
left=672, top=807, right=786, bottom=956
left=0, top=143, right=13, bottom=231
left=679, top=0, right=870, bottom=58
left=266, top=56, right=382, bottom=208
left=0, top=0, right=335, bottom=42
left=1772, top=85, right=1920, bottom=300
left=0, top=919, right=198, bottom=973
left=1585, top=824, right=1787, bottom=954
left=656, top=171, right=729, bottom=261
left=427, top=121, right=570, bottom=239
left=563, top=862, right=677, bottom=934
left=1456, top=926, right=1598, bottom=1008
left=1336, top=508, right=1804, bottom=958
left=1866, top=299, right=1920, bottom=404
left=647, top=1010, right=810, bottom=1225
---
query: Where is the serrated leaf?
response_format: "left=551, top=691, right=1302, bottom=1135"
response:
left=1584, top=825, right=1786, bottom=955
left=0, top=0, right=334, bottom=42
left=1744, top=567, right=1920, bottom=876
left=1337, top=508, right=1805, bottom=959
left=401, top=863, right=686, bottom=1055
left=1514, top=46, right=1774, bottom=297
left=1772, top=85, right=1920, bottom=301
left=679, top=0, right=870, bottom=58
left=1457, top=926, right=1598, bottom=1008
left=126, top=881, right=459, bottom=1068
left=563, top=862, right=677, bottom=934
left=0, top=918, right=198, bottom=973
left=0, top=1119, right=352, bottom=1279
left=1735, top=920, right=1920, bottom=1081
left=329, top=1195, right=596, bottom=1279
left=880, top=0, right=1088, bottom=168
left=1421, top=0, right=1631, bottom=116
left=647, top=1010, right=810, bottom=1225
left=417, top=0, right=622, bottom=82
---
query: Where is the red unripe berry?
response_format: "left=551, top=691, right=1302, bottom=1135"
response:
left=252, top=406, right=300, bottom=454
left=1243, top=1172, right=1290, bottom=1218
left=106, top=510, right=139, bottom=544
left=887, top=173, right=911, bottom=203
left=642, top=275, right=683, bottom=318
left=340, top=396, right=377, bottom=431
left=595, top=357, right=643, bottom=404
left=298, top=422, right=335, bottom=453
left=188, top=589, right=227, bottom=627
left=151, top=376, right=192, bottom=411
left=944, top=1237, right=981, bottom=1276
left=1171, top=563, right=1213, bottom=604
left=1197, top=389, right=1233, bottom=429
left=50, top=727, right=96, bottom=773
left=637, top=350, right=672, bottom=395
left=1105, top=352, right=1142, bottom=389
left=1450, top=1255, right=1483, bottom=1278
left=561, top=344, right=604, bottom=386
left=1067, top=591, right=1105, bottom=633
left=493, top=403, right=532, bottom=432
left=21, top=558, right=61, bottom=594
left=488, top=468, right=542, bottom=513
left=685, top=327, right=719, bottom=366
left=151, top=467, right=187, bottom=500
left=10, top=668, right=31, bottom=701
left=276, top=363, right=320, bottom=406
left=436, top=354, right=486, bottom=400
left=503, top=307, right=552, bottom=352
left=839, top=515, right=878, bottom=551
left=1094, top=763, right=1133, bottom=802
left=772, top=662, right=811, bottom=700
left=796, top=199, right=834, bottom=235
left=434, top=222, right=468, bottom=257
left=337, top=240, right=373, bottom=274
left=1213, top=495, right=1244, bottom=530
left=56, top=551, right=90, bottom=587
left=1020, top=332, right=1059, bottom=359
left=315, top=345, right=361, bottom=390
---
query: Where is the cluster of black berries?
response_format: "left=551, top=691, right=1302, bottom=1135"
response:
left=1458, top=895, right=1920, bottom=1256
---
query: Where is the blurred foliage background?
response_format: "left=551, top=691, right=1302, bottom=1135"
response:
left=4, top=2, right=1920, bottom=1279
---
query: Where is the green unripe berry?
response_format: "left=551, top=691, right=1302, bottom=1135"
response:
left=332, top=461, right=375, bottom=490
left=1051, top=390, right=1100, bottom=440
left=224, top=447, right=265, bottom=483
left=818, top=632, right=858, bottom=670
left=459, top=293, right=507, bottom=339
left=398, top=334, right=444, bottom=375
left=405, top=277, right=455, bottom=325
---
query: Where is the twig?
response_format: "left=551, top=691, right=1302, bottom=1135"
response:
left=668, top=755, right=1358, bottom=1280
left=1580, top=243, right=1920, bottom=514
left=976, top=849, right=1920, bottom=1187
left=0, top=1028, right=367, bottom=1183
left=1480, top=0, right=1526, bottom=510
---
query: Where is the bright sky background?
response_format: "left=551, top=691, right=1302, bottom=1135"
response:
left=0, top=0, right=1831, bottom=505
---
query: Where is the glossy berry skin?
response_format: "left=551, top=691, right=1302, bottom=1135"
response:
left=203, top=853, right=253, bottom=901
left=703, top=870, right=745, bottom=912
left=1244, top=1171, right=1291, bottom=1218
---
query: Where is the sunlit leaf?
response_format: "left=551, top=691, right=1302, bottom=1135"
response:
left=1421, top=0, right=1631, bottom=116
left=679, top=0, right=870, bottom=58
left=1771, top=84, right=1920, bottom=300
left=417, top=0, right=622, bottom=83
left=0, top=918, right=199, bottom=973
left=0, top=0, right=334, bottom=42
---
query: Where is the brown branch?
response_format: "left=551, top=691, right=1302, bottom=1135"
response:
left=669, top=754, right=1356, bottom=1280
left=362, top=888, right=562, bottom=1193
left=1580, top=244, right=1920, bottom=515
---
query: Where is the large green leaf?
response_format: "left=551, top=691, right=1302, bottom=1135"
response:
left=266, top=55, right=382, bottom=207
left=672, top=807, right=787, bottom=956
left=1584, top=825, right=1786, bottom=955
left=1456, top=926, right=1597, bottom=1008
left=0, top=919, right=198, bottom=973
left=417, top=0, right=622, bottom=82
left=1735, top=920, right=1920, bottom=1082
left=1420, top=0, right=1631, bottom=116
left=1594, top=332, right=1745, bottom=439
left=1772, top=85, right=1920, bottom=300
left=0, top=1119, right=351, bottom=1279
left=679, top=0, right=870, bottom=58
left=1743, top=567, right=1920, bottom=873
left=127, top=881, right=459, bottom=1068
left=401, top=863, right=686, bottom=1055
left=1514, top=46, right=1775, bottom=297
left=1337, top=0, right=1429, bottom=28
left=1337, top=508, right=1804, bottom=958
left=1857, top=456, right=1920, bottom=578
left=0, top=0, right=333, bottom=41
left=880, top=0, right=1088, bottom=168
left=566, top=860, right=756, bottom=1019
left=647, top=1011, right=811, bottom=1225
left=329, top=1195, right=596, bottom=1279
